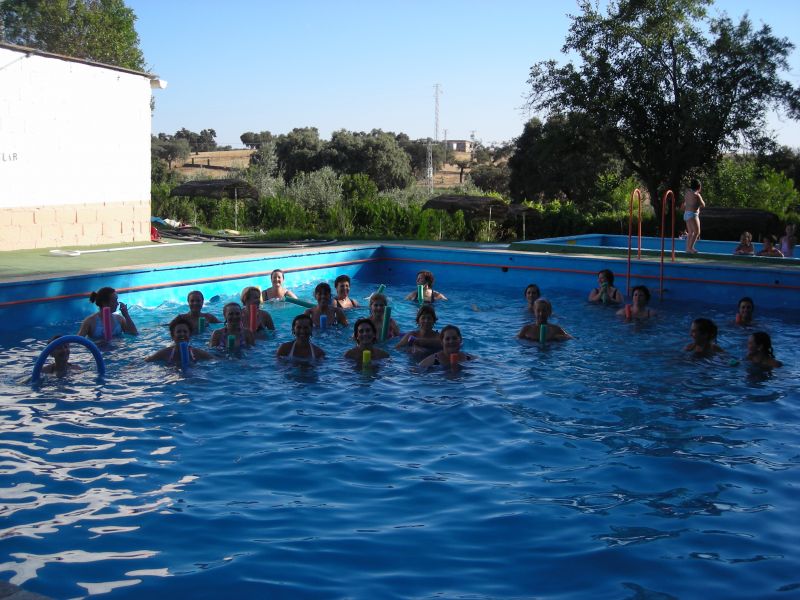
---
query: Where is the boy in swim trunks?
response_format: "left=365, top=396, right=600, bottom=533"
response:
left=680, top=178, right=705, bottom=254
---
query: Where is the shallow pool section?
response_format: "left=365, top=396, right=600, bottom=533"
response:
left=1, top=277, right=799, bottom=598
left=512, top=233, right=798, bottom=262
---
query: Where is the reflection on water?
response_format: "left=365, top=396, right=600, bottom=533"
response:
left=0, top=282, right=798, bottom=598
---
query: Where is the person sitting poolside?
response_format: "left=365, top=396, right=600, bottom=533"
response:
left=735, top=297, right=755, bottom=326
left=757, top=235, right=784, bottom=257
left=304, top=282, right=348, bottom=327
left=418, top=324, right=476, bottom=369
left=779, top=224, right=796, bottom=257
left=746, top=331, right=782, bottom=369
left=178, top=290, right=221, bottom=333
left=40, top=334, right=82, bottom=376
left=344, top=318, right=390, bottom=367
left=396, top=304, right=442, bottom=357
left=733, top=231, right=755, bottom=255
left=146, top=316, right=213, bottom=365
left=210, top=303, right=256, bottom=350
left=588, top=269, right=623, bottom=305
left=276, top=314, right=325, bottom=362
left=333, top=274, right=359, bottom=309
left=241, top=286, right=276, bottom=333
left=617, top=285, right=656, bottom=319
left=77, top=286, right=138, bottom=339
left=369, top=293, right=400, bottom=339
left=524, top=283, right=541, bottom=313
left=405, top=270, right=447, bottom=303
left=518, top=298, right=573, bottom=342
left=684, top=317, right=723, bottom=357
left=262, top=269, right=298, bottom=301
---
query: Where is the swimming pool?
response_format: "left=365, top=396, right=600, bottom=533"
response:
left=1, top=245, right=798, bottom=598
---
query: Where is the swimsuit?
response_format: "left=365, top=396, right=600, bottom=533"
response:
left=287, top=341, right=318, bottom=363
left=683, top=210, right=698, bottom=221
left=90, top=314, right=122, bottom=339
left=167, top=346, right=197, bottom=363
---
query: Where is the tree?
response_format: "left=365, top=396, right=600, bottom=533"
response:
left=470, top=164, right=511, bottom=197
left=526, top=0, right=800, bottom=218
left=173, top=128, right=217, bottom=153
left=395, top=134, right=445, bottom=176
left=240, top=130, right=273, bottom=149
left=1, top=0, right=146, bottom=70
left=508, top=114, right=617, bottom=206
left=151, top=136, right=190, bottom=169
left=275, top=127, right=325, bottom=182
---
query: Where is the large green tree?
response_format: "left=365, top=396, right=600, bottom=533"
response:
left=526, top=0, right=800, bottom=216
left=1, top=0, right=145, bottom=70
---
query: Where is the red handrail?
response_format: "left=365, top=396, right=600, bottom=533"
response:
left=659, top=189, right=676, bottom=299
left=626, top=188, right=643, bottom=296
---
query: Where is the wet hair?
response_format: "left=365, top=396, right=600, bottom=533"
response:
left=598, top=269, right=615, bottom=285
left=738, top=297, right=754, bottom=311
left=89, top=286, right=116, bottom=307
left=334, top=275, right=351, bottom=288
left=370, top=293, right=388, bottom=307
left=440, top=324, right=462, bottom=340
left=353, top=317, right=377, bottom=341
left=631, top=285, right=651, bottom=302
left=314, top=282, right=332, bottom=296
left=417, top=270, right=434, bottom=286
left=533, top=297, right=553, bottom=314
left=271, top=269, right=284, bottom=278
left=292, top=313, right=313, bottom=333
left=416, top=304, right=437, bottom=323
left=187, top=290, right=204, bottom=302
left=47, top=334, right=64, bottom=344
left=240, top=286, right=261, bottom=305
left=750, top=331, right=775, bottom=357
left=692, top=318, right=718, bottom=341
left=223, top=302, right=242, bottom=321
left=690, top=178, right=701, bottom=191
left=169, top=315, right=193, bottom=337
left=524, top=284, right=541, bottom=300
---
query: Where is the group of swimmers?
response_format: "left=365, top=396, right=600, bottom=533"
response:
left=733, top=225, right=796, bottom=258
left=39, top=266, right=783, bottom=376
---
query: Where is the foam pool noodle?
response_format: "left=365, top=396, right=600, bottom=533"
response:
left=539, top=324, right=547, bottom=345
left=179, top=342, right=190, bottom=370
left=227, top=334, right=236, bottom=351
left=285, top=297, right=315, bottom=309
left=625, top=304, right=632, bottom=320
left=417, top=284, right=424, bottom=305
left=249, top=305, right=258, bottom=331
left=380, top=306, right=392, bottom=342
left=320, top=314, right=328, bottom=330
left=362, top=349, right=371, bottom=368
left=735, top=313, right=742, bottom=325
left=101, top=306, right=113, bottom=342
left=198, top=316, right=206, bottom=333
left=449, top=353, right=459, bottom=368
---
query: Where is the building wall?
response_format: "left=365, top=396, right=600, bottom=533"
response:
left=0, top=45, right=152, bottom=250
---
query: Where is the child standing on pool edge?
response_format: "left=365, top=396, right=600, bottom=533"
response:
left=681, top=178, right=705, bottom=254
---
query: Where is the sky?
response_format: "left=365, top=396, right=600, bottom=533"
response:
left=129, top=0, right=800, bottom=149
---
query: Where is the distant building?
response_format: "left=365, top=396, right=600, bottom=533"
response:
left=0, top=42, right=165, bottom=251
left=445, top=140, right=474, bottom=153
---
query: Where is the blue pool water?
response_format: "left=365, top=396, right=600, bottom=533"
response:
left=1, top=278, right=798, bottom=598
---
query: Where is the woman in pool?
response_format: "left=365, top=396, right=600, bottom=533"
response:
left=617, top=285, right=656, bottom=319
left=178, top=290, right=220, bottom=333
left=735, top=297, right=755, bottom=326
left=240, top=286, right=275, bottom=333
left=344, top=318, right=390, bottom=365
left=40, top=334, right=82, bottom=376
left=733, top=231, right=755, bottom=255
left=405, top=270, right=447, bottom=302
left=757, top=235, right=784, bottom=257
left=333, top=274, right=359, bottom=309
left=369, top=293, right=400, bottom=339
left=518, top=298, right=573, bottom=342
left=524, top=283, right=541, bottom=312
left=77, top=286, right=138, bottom=339
left=418, top=324, right=476, bottom=369
left=588, top=269, right=623, bottom=305
left=210, top=303, right=256, bottom=350
left=146, top=316, right=213, bottom=364
left=304, top=282, right=348, bottom=327
left=276, top=314, right=325, bottom=361
left=746, top=331, right=782, bottom=368
left=396, top=304, right=442, bottom=357
left=262, top=269, right=298, bottom=301
left=684, top=317, right=723, bottom=357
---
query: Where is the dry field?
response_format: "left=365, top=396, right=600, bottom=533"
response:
left=170, top=148, right=471, bottom=187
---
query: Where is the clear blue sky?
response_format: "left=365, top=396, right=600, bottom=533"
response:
left=129, top=0, right=800, bottom=149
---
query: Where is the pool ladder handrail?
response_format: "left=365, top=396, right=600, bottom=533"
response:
left=626, top=188, right=643, bottom=297
left=658, top=189, right=676, bottom=299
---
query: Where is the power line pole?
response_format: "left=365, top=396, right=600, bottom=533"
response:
left=443, top=128, right=448, bottom=165
left=426, top=84, right=441, bottom=194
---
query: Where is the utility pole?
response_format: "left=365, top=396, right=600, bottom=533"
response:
left=426, top=84, right=441, bottom=194
left=443, top=128, right=448, bottom=165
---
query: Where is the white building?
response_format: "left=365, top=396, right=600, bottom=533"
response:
left=0, top=42, right=164, bottom=251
